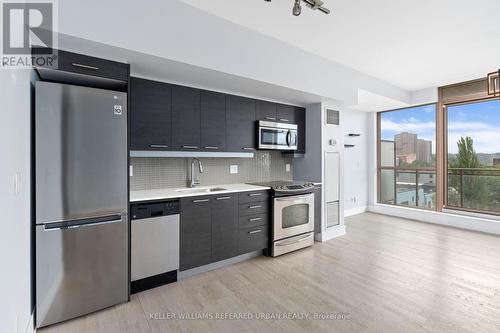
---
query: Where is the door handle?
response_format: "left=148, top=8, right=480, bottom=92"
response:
left=286, top=130, right=291, bottom=146
left=216, top=196, right=231, bottom=200
left=43, top=214, right=124, bottom=231
left=183, top=145, right=199, bottom=149
left=192, top=199, right=209, bottom=203
left=72, top=63, right=99, bottom=70
left=248, top=217, right=262, bottom=222
left=204, top=146, right=219, bottom=150
left=279, top=118, right=289, bottom=122
left=149, top=144, right=168, bottom=148
left=248, top=229, right=262, bottom=234
left=242, top=147, right=255, bottom=151
left=249, top=205, right=262, bottom=209
left=265, top=117, right=276, bottom=121
left=249, top=193, right=262, bottom=197
left=275, top=194, right=313, bottom=201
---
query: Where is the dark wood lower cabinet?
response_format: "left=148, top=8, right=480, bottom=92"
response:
left=180, top=197, right=212, bottom=271
left=180, top=191, right=270, bottom=271
left=211, top=195, right=238, bottom=262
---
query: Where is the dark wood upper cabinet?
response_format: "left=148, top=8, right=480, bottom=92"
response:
left=200, top=91, right=226, bottom=151
left=226, top=95, right=256, bottom=152
left=172, top=85, right=201, bottom=150
left=276, top=104, right=297, bottom=124
left=255, top=100, right=277, bottom=121
left=296, top=107, right=306, bottom=153
left=130, top=77, right=172, bottom=150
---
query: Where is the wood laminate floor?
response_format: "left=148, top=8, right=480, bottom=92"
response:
left=39, top=213, right=500, bottom=333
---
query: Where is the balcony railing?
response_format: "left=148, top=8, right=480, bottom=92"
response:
left=447, top=168, right=500, bottom=214
left=380, top=167, right=437, bottom=210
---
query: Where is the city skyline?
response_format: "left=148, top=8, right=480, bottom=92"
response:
left=381, top=101, right=500, bottom=155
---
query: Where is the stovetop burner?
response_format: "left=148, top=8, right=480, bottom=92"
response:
left=249, top=181, right=315, bottom=194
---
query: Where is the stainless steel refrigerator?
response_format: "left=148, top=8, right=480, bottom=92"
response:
left=35, top=81, right=128, bottom=328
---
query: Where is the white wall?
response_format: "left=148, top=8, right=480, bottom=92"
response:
left=341, top=110, right=370, bottom=215
left=0, top=69, right=33, bottom=332
left=57, top=0, right=411, bottom=107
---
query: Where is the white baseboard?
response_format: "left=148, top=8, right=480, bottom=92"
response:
left=368, top=204, right=500, bottom=235
left=344, top=206, right=367, bottom=217
left=315, top=225, right=346, bottom=242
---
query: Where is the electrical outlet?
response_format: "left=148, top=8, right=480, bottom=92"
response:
left=230, top=165, right=238, bottom=174
left=285, top=163, right=291, bottom=172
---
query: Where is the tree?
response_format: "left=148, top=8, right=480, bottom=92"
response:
left=449, top=136, right=486, bottom=210
left=453, top=137, right=480, bottom=168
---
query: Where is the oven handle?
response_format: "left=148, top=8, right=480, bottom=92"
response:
left=275, top=193, right=313, bottom=201
left=276, top=233, right=313, bottom=246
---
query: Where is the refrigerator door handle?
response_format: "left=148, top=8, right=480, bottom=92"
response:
left=43, top=214, right=124, bottom=231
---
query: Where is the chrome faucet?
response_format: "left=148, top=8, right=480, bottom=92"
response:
left=189, top=158, right=203, bottom=188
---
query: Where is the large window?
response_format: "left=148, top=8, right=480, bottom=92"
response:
left=378, top=104, right=437, bottom=210
left=445, top=99, right=500, bottom=214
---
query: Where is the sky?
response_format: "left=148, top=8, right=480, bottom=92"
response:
left=381, top=101, right=500, bottom=154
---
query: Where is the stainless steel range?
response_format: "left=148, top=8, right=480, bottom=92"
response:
left=251, top=181, right=315, bottom=256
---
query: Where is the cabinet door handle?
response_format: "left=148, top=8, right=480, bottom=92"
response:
left=216, top=196, right=231, bottom=200
left=249, top=193, right=262, bottom=197
left=249, top=205, right=262, bottom=209
left=279, top=118, right=289, bottom=122
left=265, top=117, right=276, bottom=121
left=204, top=146, right=219, bottom=150
left=248, top=229, right=262, bottom=234
left=192, top=199, right=209, bottom=203
left=72, top=63, right=99, bottom=70
left=149, top=144, right=168, bottom=148
left=242, top=147, right=255, bottom=151
left=248, top=217, right=262, bottom=222
left=183, top=145, right=199, bottom=149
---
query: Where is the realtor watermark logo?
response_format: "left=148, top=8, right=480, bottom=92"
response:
left=1, top=0, right=58, bottom=68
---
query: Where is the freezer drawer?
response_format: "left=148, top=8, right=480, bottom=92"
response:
left=36, top=216, right=128, bottom=328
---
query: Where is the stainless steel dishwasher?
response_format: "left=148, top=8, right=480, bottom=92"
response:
left=130, top=200, right=179, bottom=293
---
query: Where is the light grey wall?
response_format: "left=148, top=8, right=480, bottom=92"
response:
left=0, top=69, right=33, bottom=333
left=131, top=151, right=293, bottom=191
left=342, top=110, right=371, bottom=212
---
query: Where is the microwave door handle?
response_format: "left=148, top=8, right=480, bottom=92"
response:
left=286, top=130, right=291, bottom=146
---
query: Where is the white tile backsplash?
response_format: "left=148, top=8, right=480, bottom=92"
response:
left=130, top=151, right=293, bottom=191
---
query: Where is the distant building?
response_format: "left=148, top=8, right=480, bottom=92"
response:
left=395, top=132, right=417, bottom=156
left=417, top=139, right=432, bottom=163
left=398, top=154, right=417, bottom=165
left=494, top=158, right=500, bottom=166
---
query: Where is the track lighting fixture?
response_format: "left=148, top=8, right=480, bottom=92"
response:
left=265, top=0, right=330, bottom=16
left=292, top=0, right=301, bottom=16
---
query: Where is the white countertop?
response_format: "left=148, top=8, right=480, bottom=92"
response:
left=130, top=183, right=271, bottom=202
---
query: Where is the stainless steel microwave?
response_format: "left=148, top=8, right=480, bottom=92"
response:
left=258, top=121, right=298, bottom=150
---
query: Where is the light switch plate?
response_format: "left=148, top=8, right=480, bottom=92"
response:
left=285, top=163, right=291, bottom=172
left=129, top=165, right=133, bottom=177
left=230, top=165, right=238, bottom=174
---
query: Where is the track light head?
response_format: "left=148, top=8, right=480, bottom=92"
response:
left=292, top=0, right=302, bottom=16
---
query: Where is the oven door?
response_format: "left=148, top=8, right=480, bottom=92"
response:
left=273, top=193, right=314, bottom=240
left=259, top=126, right=297, bottom=150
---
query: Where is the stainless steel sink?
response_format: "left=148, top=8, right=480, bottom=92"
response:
left=176, top=187, right=226, bottom=194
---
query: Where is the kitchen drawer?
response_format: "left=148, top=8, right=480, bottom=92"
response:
left=237, top=225, right=268, bottom=255
left=238, top=191, right=269, bottom=204
left=238, top=201, right=269, bottom=216
left=238, top=214, right=268, bottom=229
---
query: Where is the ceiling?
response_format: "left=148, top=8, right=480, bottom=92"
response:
left=180, top=0, right=500, bottom=91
